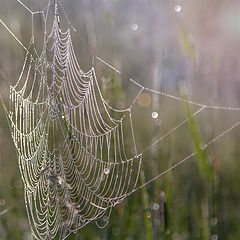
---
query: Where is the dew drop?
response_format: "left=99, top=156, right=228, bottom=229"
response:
left=51, top=98, right=55, bottom=106
left=57, top=176, right=64, bottom=185
left=9, top=111, right=13, bottom=118
left=104, top=168, right=110, bottom=175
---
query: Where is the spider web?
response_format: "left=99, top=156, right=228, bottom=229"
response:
left=1, top=0, right=240, bottom=239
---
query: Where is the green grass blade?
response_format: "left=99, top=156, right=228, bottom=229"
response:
left=140, top=171, right=153, bottom=240
left=185, top=100, right=213, bottom=182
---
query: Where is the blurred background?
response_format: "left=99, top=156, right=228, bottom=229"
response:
left=0, top=0, right=240, bottom=239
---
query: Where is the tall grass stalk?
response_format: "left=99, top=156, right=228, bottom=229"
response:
left=185, top=101, right=213, bottom=182
left=140, top=171, right=153, bottom=240
left=185, top=100, right=214, bottom=240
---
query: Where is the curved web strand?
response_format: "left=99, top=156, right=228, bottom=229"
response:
left=3, top=0, right=240, bottom=239
left=8, top=2, right=142, bottom=239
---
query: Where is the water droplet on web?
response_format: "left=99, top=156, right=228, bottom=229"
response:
left=57, top=176, right=64, bottom=185
left=131, top=23, right=138, bottom=31
left=104, top=168, right=110, bottom=175
left=152, top=112, right=159, bottom=119
left=62, top=115, right=65, bottom=119
left=9, top=111, right=13, bottom=118
left=51, top=98, right=55, bottom=106
left=175, top=5, right=182, bottom=13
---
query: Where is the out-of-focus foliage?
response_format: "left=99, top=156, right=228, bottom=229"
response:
left=0, top=0, right=240, bottom=240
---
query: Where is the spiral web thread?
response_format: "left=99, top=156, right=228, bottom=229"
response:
left=1, top=0, right=240, bottom=239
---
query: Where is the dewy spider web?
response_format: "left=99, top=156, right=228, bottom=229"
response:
left=1, top=0, right=240, bottom=239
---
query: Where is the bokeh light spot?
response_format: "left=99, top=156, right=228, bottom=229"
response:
left=152, top=202, right=160, bottom=210
left=175, top=5, right=182, bottom=13
left=13, top=179, right=22, bottom=189
left=147, top=212, right=151, bottom=218
left=137, top=93, right=151, bottom=108
left=152, top=111, right=159, bottom=119
left=131, top=23, right=138, bottom=31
